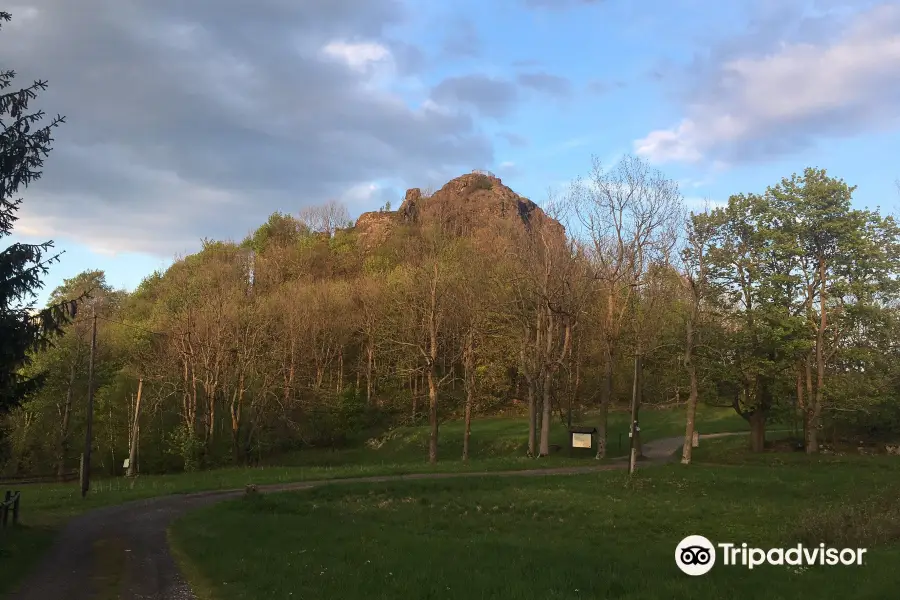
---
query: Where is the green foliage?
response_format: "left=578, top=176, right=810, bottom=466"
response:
left=169, top=424, right=203, bottom=472
left=243, top=211, right=311, bottom=253
left=0, top=12, right=70, bottom=413
left=471, top=174, right=493, bottom=190
left=690, top=168, right=900, bottom=443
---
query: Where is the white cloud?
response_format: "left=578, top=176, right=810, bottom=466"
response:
left=635, top=3, right=900, bottom=164
left=321, top=40, right=391, bottom=71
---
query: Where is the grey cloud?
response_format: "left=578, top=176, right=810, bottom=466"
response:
left=3, top=0, right=493, bottom=255
left=389, top=41, right=428, bottom=75
left=430, top=75, right=519, bottom=119
left=441, top=17, right=481, bottom=58
left=587, top=79, right=625, bottom=94
left=499, top=132, right=529, bottom=147
left=516, top=72, right=572, bottom=98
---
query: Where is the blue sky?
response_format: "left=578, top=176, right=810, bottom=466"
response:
left=5, top=0, right=900, bottom=306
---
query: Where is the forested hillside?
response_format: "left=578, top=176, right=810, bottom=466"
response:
left=3, top=160, right=900, bottom=477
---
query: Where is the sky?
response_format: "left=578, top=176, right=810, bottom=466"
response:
left=4, top=0, right=900, bottom=306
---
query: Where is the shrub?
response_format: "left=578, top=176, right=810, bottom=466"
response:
left=471, top=174, right=493, bottom=190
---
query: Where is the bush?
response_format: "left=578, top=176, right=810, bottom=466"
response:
left=471, top=174, right=493, bottom=190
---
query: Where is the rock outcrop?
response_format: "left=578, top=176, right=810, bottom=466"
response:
left=354, top=171, right=563, bottom=250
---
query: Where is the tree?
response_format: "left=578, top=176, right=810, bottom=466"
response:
left=680, top=209, right=715, bottom=464
left=702, top=192, right=801, bottom=452
left=570, top=154, right=682, bottom=458
left=453, top=241, right=490, bottom=461
left=299, top=200, right=351, bottom=237
left=383, top=225, right=460, bottom=463
left=696, top=170, right=900, bottom=453
left=0, top=11, right=70, bottom=414
left=771, top=169, right=900, bottom=452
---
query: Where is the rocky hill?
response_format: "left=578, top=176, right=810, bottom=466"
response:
left=354, top=171, right=564, bottom=250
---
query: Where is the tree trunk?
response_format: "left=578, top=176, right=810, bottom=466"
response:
left=230, top=372, right=246, bottom=464
left=426, top=261, right=440, bottom=464
left=571, top=349, right=581, bottom=427
left=539, top=372, right=552, bottom=456
left=680, top=366, right=698, bottom=465
left=207, top=383, right=216, bottom=444
left=749, top=410, right=766, bottom=453
left=804, top=355, right=813, bottom=450
left=337, top=349, right=344, bottom=393
left=595, top=347, right=613, bottom=459
left=284, top=339, right=296, bottom=407
left=463, top=331, right=475, bottom=461
left=366, top=342, right=374, bottom=405
left=463, top=399, right=472, bottom=461
left=57, top=362, right=76, bottom=479
left=411, top=374, right=418, bottom=422
left=527, top=378, right=537, bottom=456
left=807, top=415, right=819, bottom=453
left=681, top=319, right=698, bottom=465
left=808, top=258, right=827, bottom=454
left=428, top=364, right=438, bottom=464
left=126, top=378, right=143, bottom=477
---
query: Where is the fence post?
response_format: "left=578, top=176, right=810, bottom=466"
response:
left=2, top=491, right=9, bottom=527
left=12, top=492, right=20, bottom=525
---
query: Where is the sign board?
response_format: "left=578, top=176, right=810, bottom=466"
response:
left=122, top=458, right=130, bottom=469
left=692, top=431, right=699, bottom=448
left=572, top=433, right=593, bottom=449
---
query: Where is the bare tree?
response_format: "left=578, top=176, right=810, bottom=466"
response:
left=570, top=154, right=682, bottom=458
left=299, top=200, right=351, bottom=237
left=384, top=225, right=460, bottom=463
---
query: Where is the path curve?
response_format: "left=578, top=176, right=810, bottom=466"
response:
left=8, top=432, right=745, bottom=600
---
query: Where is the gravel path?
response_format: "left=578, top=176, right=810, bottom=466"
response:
left=8, top=432, right=745, bottom=600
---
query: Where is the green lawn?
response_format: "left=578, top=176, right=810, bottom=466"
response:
left=170, top=458, right=900, bottom=600
left=271, top=403, right=749, bottom=467
left=0, top=404, right=745, bottom=598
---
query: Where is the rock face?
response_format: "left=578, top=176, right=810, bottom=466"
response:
left=354, top=210, right=398, bottom=249
left=354, top=171, right=563, bottom=249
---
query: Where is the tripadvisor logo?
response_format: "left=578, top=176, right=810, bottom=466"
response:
left=675, top=535, right=867, bottom=576
left=676, top=535, right=716, bottom=576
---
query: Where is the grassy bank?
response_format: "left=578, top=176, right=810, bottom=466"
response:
left=0, top=404, right=744, bottom=597
left=171, top=458, right=900, bottom=599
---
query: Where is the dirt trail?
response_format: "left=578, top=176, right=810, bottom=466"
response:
left=7, top=432, right=746, bottom=600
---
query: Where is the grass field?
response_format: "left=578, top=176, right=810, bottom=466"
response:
left=170, top=457, right=900, bottom=600
left=0, top=404, right=746, bottom=597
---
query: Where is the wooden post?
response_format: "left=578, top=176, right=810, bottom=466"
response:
left=12, top=492, right=19, bottom=525
left=692, top=430, right=699, bottom=448
left=126, top=378, right=143, bottom=477
left=81, top=309, right=98, bottom=498
left=628, top=353, right=642, bottom=475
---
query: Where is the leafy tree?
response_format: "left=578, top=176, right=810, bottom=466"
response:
left=700, top=191, right=807, bottom=451
left=0, top=11, right=70, bottom=414
left=771, top=169, right=900, bottom=451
